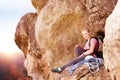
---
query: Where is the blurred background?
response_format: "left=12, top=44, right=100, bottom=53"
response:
left=0, top=0, right=35, bottom=79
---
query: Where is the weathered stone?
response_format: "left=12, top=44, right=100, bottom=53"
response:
left=15, top=13, right=50, bottom=80
left=59, top=65, right=111, bottom=80
left=31, top=0, right=48, bottom=14
left=104, top=0, right=120, bottom=80
left=15, top=13, right=39, bottom=57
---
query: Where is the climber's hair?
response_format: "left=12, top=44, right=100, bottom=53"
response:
left=81, top=27, right=90, bottom=33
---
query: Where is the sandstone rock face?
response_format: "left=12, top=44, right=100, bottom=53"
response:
left=59, top=65, right=111, bottom=80
left=104, top=0, right=120, bottom=80
left=31, top=0, right=48, bottom=14
left=15, top=13, right=38, bottom=57
left=15, top=13, right=46, bottom=80
left=15, top=0, right=117, bottom=80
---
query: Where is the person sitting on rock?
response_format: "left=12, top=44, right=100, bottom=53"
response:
left=51, top=27, right=99, bottom=73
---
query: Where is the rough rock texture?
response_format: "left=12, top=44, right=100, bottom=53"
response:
left=15, top=13, right=38, bottom=57
left=104, top=0, right=120, bottom=80
left=14, top=0, right=118, bottom=80
left=59, top=65, right=111, bottom=80
left=31, top=0, right=48, bottom=14
left=15, top=13, right=55, bottom=80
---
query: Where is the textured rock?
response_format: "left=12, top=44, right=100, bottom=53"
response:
left=15, top=13, right=48, bottom=80
left=104, top=0, right=120, bottom=80
left=31, top=0, right=48, bottom=14
left=15, top=13, right=38, bottom=57
left=14, top=0, right=117, bottom=80
left=59, top=65, right=111, bottom=80
left=15, top=13, right=56, bottom=80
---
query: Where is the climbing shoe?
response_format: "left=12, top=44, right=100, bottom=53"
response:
left=51, top=68, right=62, bottom=74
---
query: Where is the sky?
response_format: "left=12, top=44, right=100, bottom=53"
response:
left=0, top=0, right=36, bottom=53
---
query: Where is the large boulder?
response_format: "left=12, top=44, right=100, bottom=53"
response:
left=104, top=0, right=120, bottom=80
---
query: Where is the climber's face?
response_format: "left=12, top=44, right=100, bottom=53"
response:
left=82, top=29, right=90, bottom=40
